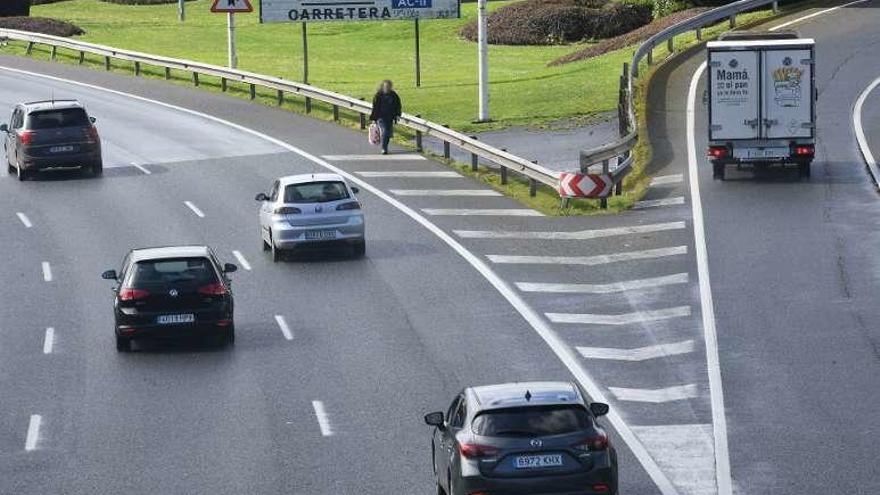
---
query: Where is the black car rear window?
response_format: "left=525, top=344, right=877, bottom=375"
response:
left=27, top=108, right=90, bottom=130
left=284, top=181, right=349, bottom=203
left=126, top=258, right=218, bottom=288
left=472, top=405, right=592, bottom=437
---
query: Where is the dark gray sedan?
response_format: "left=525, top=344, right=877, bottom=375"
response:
left=2, top=99, right=103, bottom=180
left=425, top=381, right=618, bottom=495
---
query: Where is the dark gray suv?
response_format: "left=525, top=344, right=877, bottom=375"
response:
left=1, top=100, right=103, bottom=180
left=425, top=382, right=618, bottom=495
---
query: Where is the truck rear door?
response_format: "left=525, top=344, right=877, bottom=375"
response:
left=709, top=49, right=760, bottom=141
left=762, top=48, right=813, bottom=139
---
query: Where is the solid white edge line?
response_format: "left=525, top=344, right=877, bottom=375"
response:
left=853, top=75, right=880, bottom=185
left=41, top=261, right=52, bottom=282
left=275, top=315, right=293, bottom=340
left=131, top=162, right=151, bottom=175
left=687, top=62, right=732, bottom=495
left=43, top=327, right=55, bottom=355
left=769, top=0, right=869, bottom=31
left=25, top=414, right=41, bottom=451
left=16, top=212, right=32, bottom=228
left=311, top=400, right=333, bottom=436
left=184, top=201, right=205, bottom=218
left=232, top=250, right=252, bottom=271
left=0, top=64, right=678, bottom=495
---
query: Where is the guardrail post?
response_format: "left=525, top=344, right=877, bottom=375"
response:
left=50, top=46, right=56, bottom=61
left=25, top=42, right=33, bottom=55
left=192, top=72, right=199, bottom=86
left=443, top=124, right=450, bottom=159
left=249, top=84, right=256, bottom=100
left=134, top=61, right=140, bottom=76
left=164, top=67, right=171, bottom=80
left=221, top=78, right=227, bottom=92
left=78, top=51, right=85, bottom=65
left=500, top=148, right=509, bottom=185
left=359, top=98, right=367, bottom=129
left=729, top=14, right=736, bottom=28
left=415, top=114, right=423, bottom=151
left=277, top=90, right=284, bottom=106
left=600, top=159, right=609, bottom=209
left=530, top=161, right=539, bottom=197
left=104, top=56, right=110, bottom=71
left=646, top=48, right=653, bottom=65
left=667, top=37, right=674, bottom=54
left=470, top=136, right=478, bottom=172
left=696, top=28, right=702, bottom=41
left=333, top=104, right=339, bottom=122
left=305, top=97, right=312, bottom=114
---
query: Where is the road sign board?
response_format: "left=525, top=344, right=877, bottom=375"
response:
left=260, top=0, right=460, bottom=23
left=558, top=172, right=613, bottom=198
left=212, top=0, right=253, bottom=13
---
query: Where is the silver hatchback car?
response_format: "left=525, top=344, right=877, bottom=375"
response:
left=256, top=173, right=365, bottom=261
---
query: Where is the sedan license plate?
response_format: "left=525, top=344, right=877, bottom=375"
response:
left=514, top=454, right=563, bottom=469
left=305, top=230, right=336, bottom=240
left=49, top=145, right=75, bottom=153
left=157, top=314, right=195, bottom=325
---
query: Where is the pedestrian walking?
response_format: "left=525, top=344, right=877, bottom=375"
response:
left=369, top=80, right=402, bottom=155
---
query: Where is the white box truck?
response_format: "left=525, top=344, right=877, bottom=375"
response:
left=706, top=32, right=816, bottom=180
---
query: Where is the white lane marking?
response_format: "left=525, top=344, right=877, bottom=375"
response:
left=455, top=221, right=685, bottom=240
left=853, top=74, right=880, bottom=185
left=25, top=414, right=41, bottom=451
left=43, top=327, right=55, bottom=355
left=488, top=246, right=687, bottom=266
left=632, top=424, right=717, bottom=495
left=41, top=262, right=52, bottom=282
left=578, top=340, right=695, bottom=362
left=634, top=197, right=686, bottom=209
left=770, top=0, right=869, bottom=30
left=232, top=250, right=252, bottom=271
left=517, top=273, right=689, bottom=294
left=390, top=189, right=502, bottom=197
left=275, top=315, right=293, bottom=340
left=355, top=171, right=461, bottom=178
left=651, top=174, right=684, bottom=186
left=184, top=201, right=205, bottom=218
left=16, top=212, right=33, bottom=228
left=323, top=153, right=427, bottom=161
left=610, top=384, right=699, bottom=403
left=311, top=400, right=334, bottom=436
left=688, top=61, right=732, bottom=495
left=0, top=67, right=677, bottom=495
left=423, top=208, right=543, bottom=217
left=547, top=306, right=691, bottom=326
left=131, top=162, right=151, bottom=175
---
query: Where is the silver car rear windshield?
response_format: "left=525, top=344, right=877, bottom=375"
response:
left=472, top=405, right=592, bottom=437
left=284, top=181, right=350, bottom=204
left=27, top=108, right=90, bottom=130
left=126, top=258, right=217, bottom=288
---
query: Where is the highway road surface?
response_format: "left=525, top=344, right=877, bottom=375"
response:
left=1, top=1, right=880, bottom=493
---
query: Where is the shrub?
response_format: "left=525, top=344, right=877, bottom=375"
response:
left=460, top=0, right=653, bottom=45
left=0, top=17, right=84, bottom=36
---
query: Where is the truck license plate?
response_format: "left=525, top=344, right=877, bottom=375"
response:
left=743, top=148, right=787, bottom=159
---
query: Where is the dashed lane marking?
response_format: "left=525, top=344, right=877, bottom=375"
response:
left=312, top=400, right=334, bottom=436
left=456, top=222, right=685, bottom=240
left=232, top=250, right=251, bottom=271
left=275, top=315, right=293, bottom=340
left=43, top=327, right=55, bottom=355
left=41, top=262, right=52, bottom=282
left=577, top=340, right=695, bottom=362
left=546, top=306, right=692, bottom=326
left=390, top=189, right=502, bottom=197
left=609, top=384, right=699, bottom=403
left=322, top=154, right=427, bottom=161
left=25, top=415, right=41, bottom=451
left=16, top=212, right=32, bottom=228
left=634, top=197, right=686, bottom=209
left=516, top=273, right=689, bottom=294
left=131, top=162, right=152, bottom=175
left=184, top=201, right=205, bottom=218
left=488, top=246, right=687, bottom=266
left=423, top=208, right=543, bottom=217
left=355, top=171, right=461, bottom=178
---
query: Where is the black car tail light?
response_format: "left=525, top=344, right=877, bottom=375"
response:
left=197, top=283, right=228, bottom=296
left=458, top=443, right=500, bottom=459
left=336, top=201, right=361, bottom=211
left=275, top=206, right=301, bottom=215
left=119, top=288, right=149, bottom=301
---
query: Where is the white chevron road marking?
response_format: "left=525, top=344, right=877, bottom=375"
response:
left=577, top=340, right=695, bottom=361
left=609, top=384, right=699, bottom=403
left=517, top=273, right=689, bottom=294
left=634, top=197, right=686, bottom=209
left=356, top=171, right=460, bottom=178
left=650, top=174, right=684, bottom=186
left=488, top=246, right=686, bottom=266
left=323, top=154, right=426, bottom=161
left=632, top=424, right=717, bottom=495
left=423, top=208, right=543, bottom=217
left=547, top=306, right=691, bottom=326
left=455, top=221, right=685, bottom=240
left=390, top=189, right=502, bottom=197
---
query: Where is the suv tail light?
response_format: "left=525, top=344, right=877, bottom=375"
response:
left=119, top=288, right=150, bottom=301
left=459, top=443, right=500, bottom=459
left=336, top=201, right=361, bottom=211
left=19, top=130, right=35, bottom=146
left=275, top=206, right=302, bottom=215
left=86, top=125, right=100, bottom=143
left=198, top=283, right=229, bottom=296
left=793, top=144, right=814, bottom=157
left=707, top=145, right=729, bottom=159
left=572, top=433, right=608, bottom=452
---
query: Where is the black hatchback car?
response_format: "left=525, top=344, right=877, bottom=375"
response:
left=1, top=99, right=103, bottom=180
left=425, top=382, right=618, bottom=495
left=102, top=246, right=237, bottom=352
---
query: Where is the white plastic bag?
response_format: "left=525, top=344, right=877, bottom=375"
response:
left=368, top=122, right=381, bottom=146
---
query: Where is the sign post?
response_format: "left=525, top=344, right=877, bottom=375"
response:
left=414, top=18, right=421, bottom=88
left=212, top=0, right=254, bottom=69
left=179, top=0, right=185, bottom=22
left=476, top=0, right=488, bottom=122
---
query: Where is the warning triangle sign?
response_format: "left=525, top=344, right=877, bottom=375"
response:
left=211, top=0, right=253, bottom=13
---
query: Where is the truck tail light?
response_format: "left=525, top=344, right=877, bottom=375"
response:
left=458, top=443, right=500, bottom=459
left=707, top=145, right=729, bottom=159
left=19, top=130, right=35, bottom=145
left=119, top=288, right=150, bottom=301
left=275, top=206, right=301, bottom=215
left=793, top=144, right=814, bottom=157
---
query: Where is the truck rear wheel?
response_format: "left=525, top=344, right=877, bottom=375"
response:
left=712, top=162, right=725, bottom=181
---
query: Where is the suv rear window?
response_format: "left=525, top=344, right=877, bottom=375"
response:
left=472, top=405, right=591, bottom=437
left=126, top=258, right=218, bottom=288
left=284, top=181, right=349, bottom=203
left=27, top=108, right=90, bottom=130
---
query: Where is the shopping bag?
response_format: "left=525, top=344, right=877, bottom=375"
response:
left=368, top=122, right=381, bottom=146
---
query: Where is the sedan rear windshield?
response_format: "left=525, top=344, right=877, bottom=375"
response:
left=125, top=258, right=218, bottom=288
left=284, top=181, right=349, bottom=203
left=472, top=405, right=592, bottom=437
left=27, top=108, right=90, bottom=130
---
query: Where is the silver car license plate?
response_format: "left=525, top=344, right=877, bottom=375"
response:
left=305, top=230, right=336, bottom=240
left=157, top=314, right=195, bottom=325
left=49, top=145, right=75, bottom=153
left=514, top=454, right=563, bottom=469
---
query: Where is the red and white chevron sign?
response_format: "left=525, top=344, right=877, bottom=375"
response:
left=558, top=172, right=614, bottom=198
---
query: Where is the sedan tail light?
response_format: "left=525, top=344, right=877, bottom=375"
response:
left=275, top=206, right=301, bottom=215
left=458, top=443, right=500, bottom=459
left=119, top=287, right=150, bottom=301
left=707, top=145, right=730, bottom=159
left=19, top=130, right=35, bottom=145
left=198, top=283, right=229, bottom=296
left=572, top=432, right=608, bottom=452
left=336, top=201, right=361, bottom=211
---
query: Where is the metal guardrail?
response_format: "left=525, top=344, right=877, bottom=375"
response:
left=580, top=0, right=784, bottom=180
left=0, top=28, right=560, bottom=195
